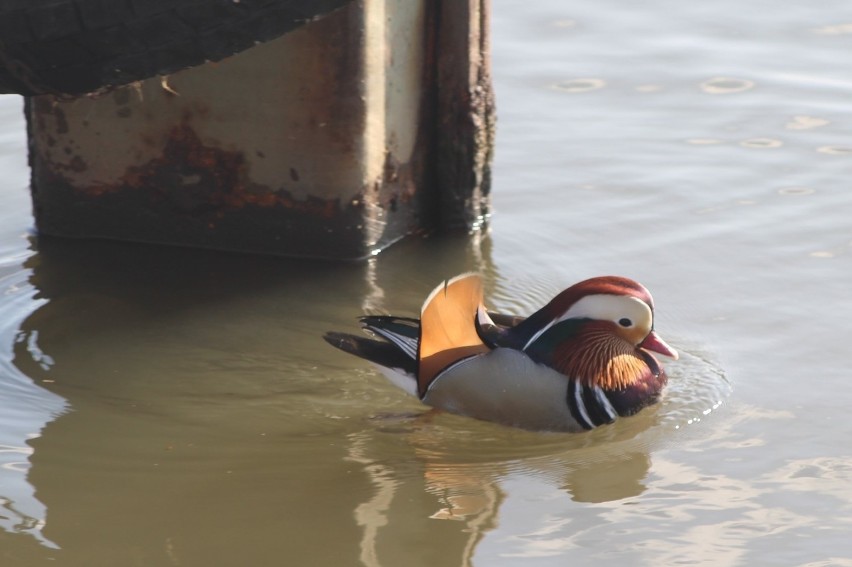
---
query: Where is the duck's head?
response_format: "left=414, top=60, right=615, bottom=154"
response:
left=550, top=276, right=677, bottom=359
left=520, top=276, right=678, bottom=389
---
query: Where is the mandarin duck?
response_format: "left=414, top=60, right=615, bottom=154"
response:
left=324, top=273, right=678, bottom=432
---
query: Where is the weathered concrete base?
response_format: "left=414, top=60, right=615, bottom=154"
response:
left=26, top=0, right=494, bottom=260
left=26, top=111, right=420, bottom=259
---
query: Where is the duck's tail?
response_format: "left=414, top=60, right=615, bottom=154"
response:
left=323, top=316, right=420, bottom=396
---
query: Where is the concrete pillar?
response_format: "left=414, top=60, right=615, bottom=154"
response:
left=25, top=0, right=494, bottom=260
left=436, top=0, right=495, bottom=231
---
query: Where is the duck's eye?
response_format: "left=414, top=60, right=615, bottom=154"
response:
left=618, top=318, right=633, bottom=327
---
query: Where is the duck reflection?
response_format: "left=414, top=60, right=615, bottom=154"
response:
left=349, top=405, right=657, bottom=566
left=562, top=451, right=650, bottom=503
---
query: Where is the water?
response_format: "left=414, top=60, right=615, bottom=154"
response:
left=2, top=0, right=852, bottom=564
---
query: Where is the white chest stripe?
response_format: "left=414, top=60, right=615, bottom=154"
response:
left=522, top=322, right=554, bottom=351
left=594, top=386, right=618, bottom=420
left=573, top=381, right=593, bottom=428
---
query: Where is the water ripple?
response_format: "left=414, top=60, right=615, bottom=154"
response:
left=552, top=78, right=607, bottom=93
left=699, top=77, right=756, bottom=94
left=0, top=266, right=65, bottom=549
left=786, top=115, right=829, bottom=130
left=740, top=138, right=783, bottom=149
left=817, top=146, right=852, bottom=155
left=812, top=23, right=852, bottom=35
left=778, top=186, right=816, bottom=196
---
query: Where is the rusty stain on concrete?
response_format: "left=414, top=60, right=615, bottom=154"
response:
left=53, top=121, right=343, bottom=222
left=53, top=108, right=69, bottom=135
left=27, top=107, right=424, bottom=258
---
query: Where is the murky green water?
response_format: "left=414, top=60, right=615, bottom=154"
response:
left=3, top=1, right=852, bottom=565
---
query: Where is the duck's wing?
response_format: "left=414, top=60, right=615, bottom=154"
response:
left=417, top=273, right=492, bottom=396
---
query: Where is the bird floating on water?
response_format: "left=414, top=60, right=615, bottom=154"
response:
left=324, top=273, right=678, bottom=432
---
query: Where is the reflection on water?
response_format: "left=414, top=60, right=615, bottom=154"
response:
left=0, top=228, right=730, bottom=564
left=0, top=249, right=66, bottom=549
left=0, top=415, right=62, bottom=550
left=342, top=341, right=728, bottom=565
left=3, top=0, right=852, bottom=564
left=1, top=231, right=504, bottom=563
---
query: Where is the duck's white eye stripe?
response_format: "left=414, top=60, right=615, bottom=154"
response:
left=523, top=294, right=652, bottom=351
left=560, top=295, right=652, bottom=330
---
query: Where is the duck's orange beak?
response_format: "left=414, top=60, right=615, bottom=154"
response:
left=640, top=330, right=679, bottom=360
